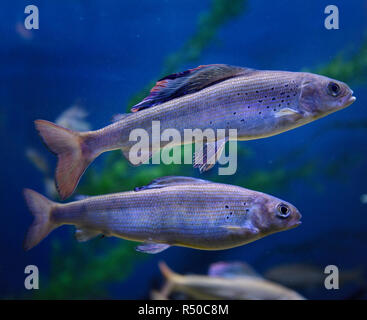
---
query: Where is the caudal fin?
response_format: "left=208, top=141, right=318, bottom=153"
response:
left=35, top=120, right=95, bottom=199
left=23, top=189, right=58, bottom=250
left=159, top=262, right=182, bottom=282
left=157, top=262, right=181, bottom=298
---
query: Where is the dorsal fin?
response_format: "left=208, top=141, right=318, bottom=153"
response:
left=134, top=176, right=210, bottom=191
left=131, top=64, right=254, bottom=112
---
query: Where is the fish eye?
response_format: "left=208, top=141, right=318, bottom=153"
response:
left=327, top=82, right=341, bottom=97
left=276, top=203, right=290, bottom=219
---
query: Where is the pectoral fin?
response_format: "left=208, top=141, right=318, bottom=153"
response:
left=193, top=138, right=227, bottom=172
left=221, top=225, right=259, bottom=235
left=274, top=108, right=301, bottom=118
left=135, top=243, right=171, bottom=254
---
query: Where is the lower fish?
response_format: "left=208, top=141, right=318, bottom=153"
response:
left=23, top=176, right=301, bottom=252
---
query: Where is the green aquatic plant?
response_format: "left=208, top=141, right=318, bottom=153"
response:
left=313, top=38, right=367, bottom=84
left=31, top=238, right=145, bottom=299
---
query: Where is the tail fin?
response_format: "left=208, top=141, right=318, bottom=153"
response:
left=159, top=262, right=182, bottom=282
left=158, top=262, right=181, bottom=298
left=35, top=120, right=96, bottom=199
left=23, top=189, right=58, bottom=250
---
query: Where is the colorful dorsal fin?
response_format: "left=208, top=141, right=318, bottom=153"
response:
left=134, top=176, right=210, bottom=192
left=131, top=64, right=254, bottom=112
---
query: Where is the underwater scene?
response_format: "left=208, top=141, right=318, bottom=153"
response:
left=1, top=0, right=367, bottom=300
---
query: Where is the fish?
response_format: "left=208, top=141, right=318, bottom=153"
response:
left=154, top=262, right=305, bottom=300
left=22, top=176, right=301, bottom=251
left=34, top=64, right=356, bottom=199
left=264, top=263, right=365, bottom=290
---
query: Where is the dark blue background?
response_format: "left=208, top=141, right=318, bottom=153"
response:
left=1, top=0, right=366, bottom=299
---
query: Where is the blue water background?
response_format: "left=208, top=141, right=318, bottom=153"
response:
left=0, top=0, right=366, bottom=299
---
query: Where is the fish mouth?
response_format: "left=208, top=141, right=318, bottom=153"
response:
left=346, top=96, right=356, bottom=106
left=344, top=91, right=356, bottom=108
left=289, top=221, right=302, bottom=229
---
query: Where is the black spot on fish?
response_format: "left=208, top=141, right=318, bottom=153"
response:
left=248, top=106, right=250, bottom=108
left=237, top=93, right=240, bottom=96
left=246, top=209, right=250, bottom=213
left=259, top=112, right=262, bottom=115
left=287, top=95, right=290, bottom=98
left=210, top=121, right=212, bottom=125
left=258, top=100, right=263, bottom=103
left=280, top=92, right=285, bottom=95
left=225, top=205, right=229, bottom=208
left=243, top=202, right=246, bottom=206
left=278, top=104, right=281, bottom=107
left=230, top=212, right=233, bottom=215
left=272, top=97, right=276, bottom=101
left=281, top=100, right=284, bottom=103
left=273, top=108, right=276, bottom=111
left=267, top=106, right=270, bottom=109
left=241, top=119, right=245, bottom=122
left=271, top=87, right=274, bottom=90
left=285, top=84, right=289, bottom=87
left=233, top=112, right=236, bottom=115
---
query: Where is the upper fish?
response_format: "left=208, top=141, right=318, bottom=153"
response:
left=23, top=176, right=301, bottom=252
left=34, top=64, right=356, bottom=199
